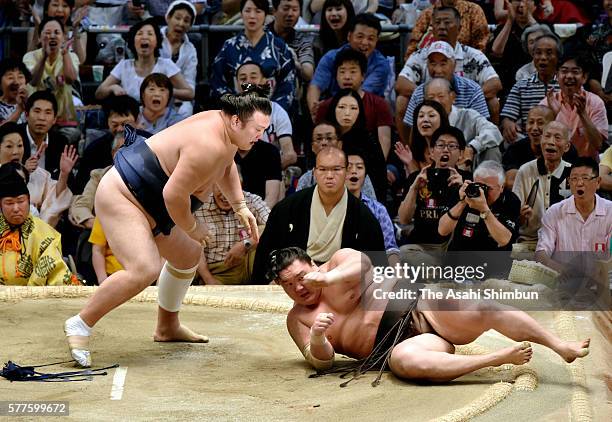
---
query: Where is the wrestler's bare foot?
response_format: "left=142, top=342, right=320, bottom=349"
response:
left=153, top=324, right=209, bottom=343
left=558, top=339, right=590, bottom=363
left=493, top=341, right=533, bottom=366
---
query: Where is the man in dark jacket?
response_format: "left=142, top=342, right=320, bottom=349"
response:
left=252, top=146, right=386, bottom=282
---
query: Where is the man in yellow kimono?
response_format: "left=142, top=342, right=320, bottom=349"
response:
left=0, top=163, right=77, bottom=285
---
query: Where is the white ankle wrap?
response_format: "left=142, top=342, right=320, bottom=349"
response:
left=157, top=262, right=197, bottom=312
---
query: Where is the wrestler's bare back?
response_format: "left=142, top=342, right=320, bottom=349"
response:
left=148, top=110, right=237, bottom=196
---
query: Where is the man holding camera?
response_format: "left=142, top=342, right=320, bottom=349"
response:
left=439, top=161, right=520, bottom=251
left=398, top=126, right=471, bottom=251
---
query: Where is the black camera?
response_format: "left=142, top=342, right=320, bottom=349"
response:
left=465, top=182, right=489, bottom=198
left=427, top=168, right=450, bottom=195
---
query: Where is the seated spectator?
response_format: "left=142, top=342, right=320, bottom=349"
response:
left=210, top=0, right=296, bottom=112
left=307, top=13, right=390, bottom=119
left=398, top=126, right=470, bottom=250
left=0, top=59, right=31, bottom=125
left=489, top=0, right=537, bottom=97
left=0, top=122, right=76, bottom=227
left=297, top=120, right=376, bottom=198
left=311, top=0, right=355, bottom=60
left=268, top=0, right=315, bottom=82
left=395, top=99, right=449, bottom=174
left=401, top=41, right=489, bottom=143
left=23, top=17, right=80, bottom=127
left=69, top=132, right=125, bottom=230
left=563, top=0, right=612, bottom=108
left=95, top=18, right=194, bottom=104
left=27, top=0, right=88, bottom=64
left=19, top=90, right=70, bottom=181
left=0, top=163, right=77, bottom=286
left=195, top=184, right=269, bottom=284
left=89, top=215, right=122, bottom=285
left=424, top=78, right=502, bottom=170
left=236, top=62, right=297, bottom=168
left=74, top=95, right=140, bottom=194
left=308, top=0, right=376, bottom=20
left=512, top=121, right=573, bottom=247
left=600, top=145, right=612, bottom=193
left=503, top=105, right=553, bottom=188
left=251, top=146, right=385, bottom=281
left=325, top=88, right=386, bottom=202
left=144, top=0, right=206, bottom=19
left=515, top=24, right=554, bottom=82
left=397, top=6, right=502, bottom=125
left=136, top=73, right=186, bottom=134
left=161, top=0, right=199, bottom=116
left=500, top=34, right=561, bottom=144
left=405, top=0, right=489, bottom=59
left=345, top=146, right=400, bottom=264
left=235, top=139, right=283, bottom=209
left=540, top=52, right=609, bottom=159
left=536, top=0, right=590, bottom=25
left=439, top=160, right=520, bottom=251
left=536, top=157, right=612, bottom=273
left=316, top=48, right=393, bottom=158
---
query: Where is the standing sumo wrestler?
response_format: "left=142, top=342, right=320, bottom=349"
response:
left=64, top=87, right=271, bottom=367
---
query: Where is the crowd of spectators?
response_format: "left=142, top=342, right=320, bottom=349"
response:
left=0, top=0, right=610, bottom=286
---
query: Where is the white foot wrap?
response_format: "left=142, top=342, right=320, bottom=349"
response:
left=64, top=315, right=92, bottom=367
left=157, top=262, right=197, bottom=312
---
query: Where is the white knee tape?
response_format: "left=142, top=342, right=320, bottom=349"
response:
left=157, top=262, right=197, bottom=312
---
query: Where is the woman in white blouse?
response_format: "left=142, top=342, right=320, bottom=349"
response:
left=161, top=0, right=199, bottom=116
left=95, top=17, right=194, bottom=103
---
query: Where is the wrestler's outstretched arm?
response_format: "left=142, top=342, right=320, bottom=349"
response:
left=303, top=249, right=371, bottom=288
left=287, top=309, right=335, bottom=370
left=217, top=161, right=260, bottom=242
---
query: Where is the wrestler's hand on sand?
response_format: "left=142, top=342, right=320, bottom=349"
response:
left=234, top=207, right=259, bottom=242
left=311, top=312, right=335, bottom=337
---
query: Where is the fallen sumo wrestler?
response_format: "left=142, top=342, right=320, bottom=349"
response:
left=267, top=247, right=590, bottom=386
left=64, top=86, right=272, bottom=367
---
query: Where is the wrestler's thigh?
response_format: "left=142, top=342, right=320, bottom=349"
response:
left=389, top=334, right=455, bottom=373
left=155, top=226, right=202, bottom=269
left=418, top=297, right=491, bottom=345
left=95, top=170, right=161, bottom=275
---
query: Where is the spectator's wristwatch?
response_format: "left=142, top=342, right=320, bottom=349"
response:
left=479, top=210, right=490, bottom=220
left=243, top=238, right=254, bottom=250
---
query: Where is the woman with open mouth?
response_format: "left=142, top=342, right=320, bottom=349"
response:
left=210, top=0, right=296, bottom=112
left=27, top=0, right=88, bottom=65
left=313, top=0, right=355, bottom=60
left=23, top=16, right=80, bottom=127
left=396, top=100, right=450, bottom=176
left=95, top=18, right=194, bottom=107
left=161, top=0, right=199, bottom=117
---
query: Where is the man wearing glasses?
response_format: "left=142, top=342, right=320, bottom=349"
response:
left=439, top=160, right=520, bottom=251
left=536, top=157, right=612, bottom=273
left=251, top=146, right=386, bottom=282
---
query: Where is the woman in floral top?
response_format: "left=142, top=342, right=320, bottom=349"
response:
left=210, top=0, right=296, bottom=111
